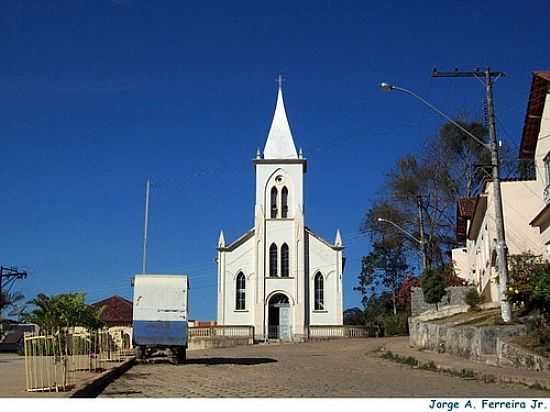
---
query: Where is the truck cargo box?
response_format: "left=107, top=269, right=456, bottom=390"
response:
left=132, top=274, right=188, bottom=348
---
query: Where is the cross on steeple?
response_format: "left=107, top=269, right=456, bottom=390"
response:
left=276, top=74, right=284, bottom=90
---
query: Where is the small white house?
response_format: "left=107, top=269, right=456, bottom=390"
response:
left=216, top=83, right=344, bottom=342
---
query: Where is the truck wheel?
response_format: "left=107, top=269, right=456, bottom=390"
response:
left=175, top=348, right=186, bottom=365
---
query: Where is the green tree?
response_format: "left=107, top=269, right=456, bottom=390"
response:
left=361, top=119, right=509, bottom=269
left=421, top=268, right=448, bottom=309
left=354, top=240, right=408, bottom=316
left=23, top=293, right=104, bottom=334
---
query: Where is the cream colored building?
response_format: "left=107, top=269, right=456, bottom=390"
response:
left=452, top=181, right=543, bottom=301
left=216, top=83, right=344, bottom=342
left=452, top=71, right=550, bottom=301
left=521, top=72, right=550, bottom=257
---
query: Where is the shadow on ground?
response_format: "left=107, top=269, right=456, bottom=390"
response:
left=186, top=357, right=277, bottom=366
left=103, top=390, right=143, bottom=396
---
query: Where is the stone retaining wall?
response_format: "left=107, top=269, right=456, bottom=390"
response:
left=497, top=337, right=550, bottom=372
left=409, top=317, right=526, bottom=360
left=411, top=286, right=471, bottom=316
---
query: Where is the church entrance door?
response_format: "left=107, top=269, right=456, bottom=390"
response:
left=267, top=293, right=291, bottom=341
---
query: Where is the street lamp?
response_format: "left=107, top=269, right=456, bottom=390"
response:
left=377, top=217, right=427, bottom=272
left=379, top=80, right=512, bottom=322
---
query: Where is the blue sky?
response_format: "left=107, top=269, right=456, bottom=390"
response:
left=1, top=0, right=549, bottom=320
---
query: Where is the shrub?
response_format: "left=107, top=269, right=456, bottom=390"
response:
left=421, top=268, right=448, bottom=308
left=464, top=288, right=481, bottom=310
left=383, top=312, right=409, bottom=336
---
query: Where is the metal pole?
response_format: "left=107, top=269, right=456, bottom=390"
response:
left=485, top=68, right=512, bottom=322
left=0, top=267, right=3, bottom=318
left=142, top=179, right=150, bottom=274
left=416, top=195, right=428, bottom=272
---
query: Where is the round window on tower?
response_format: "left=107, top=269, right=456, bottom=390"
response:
left=275, top=175, right=284, bottom=184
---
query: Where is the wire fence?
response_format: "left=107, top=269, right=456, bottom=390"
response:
left=23, top=329, right=132, bottom=393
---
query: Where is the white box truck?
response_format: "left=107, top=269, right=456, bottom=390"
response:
left=132, top=274, right=189, bottom=364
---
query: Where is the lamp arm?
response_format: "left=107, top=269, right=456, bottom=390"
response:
left=392, top=86, right=491, bottom=151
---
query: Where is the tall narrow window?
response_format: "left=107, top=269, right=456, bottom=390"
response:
left=236, top=272, right=246, bottom=310
left=270, top=187, right=278, bottom=218
left=281, top=186, right=288, bottom=218
left=314, top=272, right=324, bottom=310
left=269, top=243, right=278, bottom=276
left=281, top=243, right=289, bottom=277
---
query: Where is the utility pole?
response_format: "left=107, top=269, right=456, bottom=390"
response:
left=416, top=195, right=428, bottom=272
left=432, top=67, right=512, bottom=322
left=142, top=179, right=151, bottom=274
left=0, top=266, right=28, bottom=316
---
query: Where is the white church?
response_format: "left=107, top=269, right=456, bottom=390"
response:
left=216, top=81, right=344, bottom=342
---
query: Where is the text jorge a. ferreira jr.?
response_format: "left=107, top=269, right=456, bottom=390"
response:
left=429, top=399, right=547, bottom=411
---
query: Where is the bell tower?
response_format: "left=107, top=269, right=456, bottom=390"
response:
left=252, top=77, right=308, bottom=340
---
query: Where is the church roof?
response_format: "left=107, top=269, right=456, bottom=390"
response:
left=305, top=227, right=343, bottom=250
left=263, top=84, right=298, bottom=159
left=218, top=228, right=255, bottom=251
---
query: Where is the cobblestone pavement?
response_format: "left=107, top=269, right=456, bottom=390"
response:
left=100, top=338, right=549, bottom=397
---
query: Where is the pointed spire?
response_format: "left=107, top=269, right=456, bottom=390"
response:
left=335, top=229, right=342, bottom=247
left=256, top=148, right=261, bottom=159
left=263, top=76, right=298, bottom=159
left=218, top=230, right=225, bottom=248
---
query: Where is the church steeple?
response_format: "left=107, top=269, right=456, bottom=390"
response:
left=263, top=76, right=298, bottom=159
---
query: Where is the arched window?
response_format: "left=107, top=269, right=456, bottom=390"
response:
left=269, top=243, right=278, bottom=276
left=281, top=243, right=289, bottom=277
left=314, top=272, right=324, bottom=310
left=270, top=187, right=278, bottom=218
left=236, top=272, right=246, bottom=310
left=281, top=186, right=288, bottom=218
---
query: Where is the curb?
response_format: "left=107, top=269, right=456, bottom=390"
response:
left=380, top=350, right=550, bottom=392
left=68, top=357, right=136, bottom=398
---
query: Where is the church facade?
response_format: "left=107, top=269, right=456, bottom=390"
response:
left=216, top=83, right=344, bottom=341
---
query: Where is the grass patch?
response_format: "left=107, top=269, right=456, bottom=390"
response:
left=481, top=374, right=497, bottom=384
left=380, top=351, right=479, bottom=380
left=417, top=360, right=438, bottom=371
left=447, top=368, right=476, bottom=379
left=381, top=351, right=438, bottom=371
left=509, top=335, right=550, bottom=358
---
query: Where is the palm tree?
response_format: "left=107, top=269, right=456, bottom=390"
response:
left=23, top=293, right=104, bottom=334
left=0, top=290, right=25, bottom=317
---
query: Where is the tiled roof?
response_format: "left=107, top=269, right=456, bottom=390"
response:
left=456, top=197, right=478, bottom=243
left=458, top=197, right=477, bottom=219
left=91, top=295, right=133, bottom=326
left=519, top=71, right=550, bottom=160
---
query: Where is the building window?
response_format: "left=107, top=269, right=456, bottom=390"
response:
left=314, top=272, right=324, bottom=310
left=281, top=243, right=289, bottom=277
left=281, top=186, right=288, bottom=218
left=236, top=272, right=245, bottom=310
left=270, top=187, right=278, bottom=218
left=545, top=153, right=550, bottom=186
left=269, top=243, right=278, bottom=276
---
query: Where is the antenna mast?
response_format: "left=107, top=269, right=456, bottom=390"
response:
left=142, top=179, right=150, bottom=273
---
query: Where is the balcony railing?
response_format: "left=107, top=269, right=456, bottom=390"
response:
left=188, top=325, right=254, bottom=338
left=308, top=325, right=369, bottom=338
left=544, top=184, right=550, bottom=203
